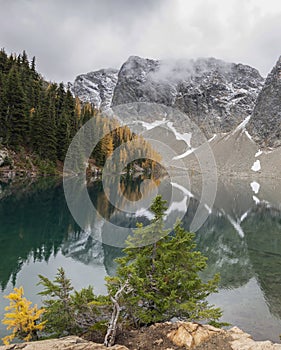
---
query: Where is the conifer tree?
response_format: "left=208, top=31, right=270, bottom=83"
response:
left=4, top=65, right=28, bottom=147
left=38, top=268, right=110, bottom=337
left=31, top=56, right=36, bottom=72
left=106, top=195, right=222, bottom=330
left=0, top=71, right=7, bottom=142
left=0, top=49, right=9, bottom=73
left=0, top=48, right=162, bottom=172
left=36, top=85, right=57, bottom=162
left=38, top=267, right=75, bottom=336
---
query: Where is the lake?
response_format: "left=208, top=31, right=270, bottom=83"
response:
left=0, top=175, right=281, bottom=343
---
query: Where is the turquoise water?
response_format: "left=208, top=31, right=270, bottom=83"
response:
left=0, top=176, right=281, bottom=343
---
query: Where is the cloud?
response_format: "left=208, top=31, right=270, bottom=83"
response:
left=0, top=0, right=280, bottom=82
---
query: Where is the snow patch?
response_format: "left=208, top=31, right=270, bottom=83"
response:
left=225, top=115, right=252, bottom=140
left=250, top=181, right=260, bottom=194
left=251, top=160, right=261, bottom=172
left=171, top=182, right=194, bottom=197
left=138, top=119, right=193, bottom=150
left=167, top=122, right=192, bottom=146
left=204, top=204, right=212, bottom=214
left=244, top=130, right=253, bottom=141
left=240, top=211, right=248, bottom=222
left=140, top=119, right=167, bottom=131
left=255, top=149, right=263, bottom=157
left=173, top=148, right=196, bottom=160
left=253, top=195, right=260, bottom=205
left=227, top=215, right=245, bottom=238
left=208, top=134, right=217, bottom=142
left=135, top=208, right=154, bottom=220
left=166, top=197, right=188, bottom=215
left=233, top=115, right=251, bottom=133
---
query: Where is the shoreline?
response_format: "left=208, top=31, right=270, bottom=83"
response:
left=0, top=322, right=280, bottom=349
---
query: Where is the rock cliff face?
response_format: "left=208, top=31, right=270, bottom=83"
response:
left=112, top=56, right=264, bottom=137
left=71, top=68, right=118, bottom=110
left=71, top=56, right=264, bottom=138
left=70, top=55, right=281, bottom=176
left=247, top=56, right=281, bottom=148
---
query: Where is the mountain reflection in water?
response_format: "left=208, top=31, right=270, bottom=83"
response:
left=0, top=175, right=281, bottom=342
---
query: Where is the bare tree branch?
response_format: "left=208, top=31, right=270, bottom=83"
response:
left=104, top=280, right=130, bottom=347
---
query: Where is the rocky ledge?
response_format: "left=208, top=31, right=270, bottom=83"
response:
left=1, top=323, right=281, bottom=350
left=0, top=336, right=128, bottom=350
left=0, top=147, right=39, bottom=179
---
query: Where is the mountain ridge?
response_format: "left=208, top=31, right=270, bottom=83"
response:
left=71, top=56, right=265, bottom=138
left=70, top=55, right=281, bottom=178
left=247, top=55, right=281, bottom=148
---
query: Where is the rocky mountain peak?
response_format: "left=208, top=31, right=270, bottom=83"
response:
left=71, top=68, right=118, bottom=110
left=71, top=56, right=264, bottom=138
left=111, top=56, right=264, bottom=137
left=247, top=56, right=281, bottom=148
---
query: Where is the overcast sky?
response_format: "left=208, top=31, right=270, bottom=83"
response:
left=0, top=0, right=280, bottom=82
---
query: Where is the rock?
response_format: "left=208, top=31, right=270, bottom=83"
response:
left=0, top=336, right=129, bottom=350
left=0, top=148, right=16, bottom=179
left=166, top=322, right=281, bottom=349
left=247, top=56, right=281, bottom=148
left=71, top=68, right=119, bottom=110
left=167, top=322, right=224, bottom=349
left=71, top=56, right=264, bottom=138
left=192, top=326, right=219, bottom=346
left=0, top=149, right=9, bottom=167
left=229, top=327, right=281, bottom=350
left=1, top=324, right=281, bottom=350
left=182, top=323, right=199, bottom=333
left=153, top=338, right=164, bottom=345
left=117, top=56, right=262, bottom=135
left=69, top=55, right=281, bottom=179
left=228, top=326, right=252, bottom=341
left=167, top=324, right=194, bottom=347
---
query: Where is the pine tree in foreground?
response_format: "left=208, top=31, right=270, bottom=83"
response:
left=105, top=195, right=222, bottom=346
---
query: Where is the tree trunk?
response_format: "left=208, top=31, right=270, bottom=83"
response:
left=104, top=281, right=129, bottom=347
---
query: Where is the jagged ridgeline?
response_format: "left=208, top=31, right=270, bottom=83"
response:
left=0, top=49, right=161, bottom=174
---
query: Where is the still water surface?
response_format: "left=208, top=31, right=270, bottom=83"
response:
left=0, top=175, right=281, bottom=342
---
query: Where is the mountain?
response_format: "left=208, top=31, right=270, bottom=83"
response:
left=71, top=56, right=264, bottom=138
left=70, top=55, right=281, bottom=177
left=247, top=56, right=281, bottom=148
left=71, top=68, right=118, bottom=110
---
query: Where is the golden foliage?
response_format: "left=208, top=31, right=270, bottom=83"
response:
left=1, top=286, right=46, bottom=345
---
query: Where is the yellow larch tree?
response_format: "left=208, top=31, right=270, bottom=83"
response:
left=1, top=286, right=46, bottom=345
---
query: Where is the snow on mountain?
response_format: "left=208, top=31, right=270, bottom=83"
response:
left=112, top=56, right=264, bottom=138
left=69, top=55, right=281, bottom=178
left=71, top=68, right=118, bottom=110
left=71, top=56, right=264, bottom=138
